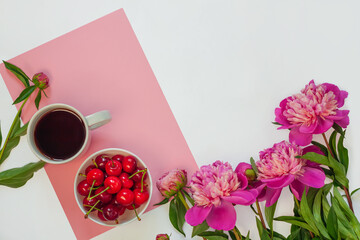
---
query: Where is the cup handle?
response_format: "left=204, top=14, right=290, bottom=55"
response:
left=85, top=110, right=111, bottom=130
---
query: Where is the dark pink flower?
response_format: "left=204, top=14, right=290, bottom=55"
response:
left=255, top=141, right=326, bottom=207
left=185, top=161, right=257, bottom=231
left=32, top=72, right=49, bottom=90
left=275, top=80, right=349, bottom=146
left=156, top=169, right=187, bottom=198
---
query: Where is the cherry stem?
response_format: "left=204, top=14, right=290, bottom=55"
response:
left=93, top=159, right=98, bottom=168
left=132, top=204, right=141, bottom=221
left=79, top=173, right=86, bottom=177
left=178, top=190, right=190, bottom=210
left=140, top=168, right=147, bottom=192
left=255, top=199, right=267, bottom=230
left=321, top=133, right=354, bottom=212
left=84, top=200, right=100, bottom=219
left=84, top=205, right=102, bottom=212
left=87, top=180, right=96, bottom=199
left=129, top=168, right=146, bottom=179
left=89, top=186, right=110, bottom=200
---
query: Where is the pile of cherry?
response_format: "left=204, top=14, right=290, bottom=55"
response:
left=77, top=154, right=149, bottom=223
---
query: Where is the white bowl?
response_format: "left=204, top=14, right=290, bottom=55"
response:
left=74, top=148, right=152, bottom=226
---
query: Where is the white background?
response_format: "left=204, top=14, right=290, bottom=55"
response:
left=1, top=1, right=360, bottom=239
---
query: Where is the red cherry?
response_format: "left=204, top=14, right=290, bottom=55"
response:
left=117, top=205, right=126, bottom=216
left=95, top=186, right=113, bottom=204
left=77, top=180, right=91, bottom=196
left=116, top=189, right=134, bottom=206
left=112, top=154, right=124, bottom=162
left=132, top=181, right=148, bottom=190
left=104, top=176, right=122, bottom=194
left=126, top=204, right=140, bottom=210
left=85, top=165, right=97, bottom=175
left=134, top=189, right=149, bottom=205
left=131, top=168, right=148, bottom=182
left=95, top=155, right=111, bottom=171
left=105, top=160, right=122, bottom=176
left=122, top=156, right=137, bottom=173
left=102, top=204, right=119, bottom=221
left=119, top=172, right=134, bottom=189
left=98, top=210, right=107, bottom=221
left=86, top=169, right=104, bottom=186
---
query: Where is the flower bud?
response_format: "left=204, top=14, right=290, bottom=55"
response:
left=32, top=72, right=49, bottom=89
left=156, top=234, right=170, bottom=240
left=245, top=169, right=256, bottom=181
left=156, top=169, right=187, bottom=198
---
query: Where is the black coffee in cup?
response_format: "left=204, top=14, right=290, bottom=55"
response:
left=34, top=109, right=86, bottom=160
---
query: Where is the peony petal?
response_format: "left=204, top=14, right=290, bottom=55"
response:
left=297, top=167, right=326, bottom=188
left=223, top=190, right=257, bottom=206
left=261, top=174, right=295, bottom=189
left=335, top=115, right=350, bottom=128
left=303, top=145, right=324, bottom=156
left=206, top=200, right=236, bottom=231
left=338, top=90, right=348, bottom=108
left=313, top=117, right=333, bottom=134
left=290, top=179, right=308, bottom=200
left=185, top=205, right=212, bottom=226
left=289, top=127, right=312, bottom=146
left=275, top=108, right=290, bottom=127
left=299, top=122, right=317, bottom=134
left=264, top=188, right=282, bottom=207
left=326, top=110, right=349, bottom=120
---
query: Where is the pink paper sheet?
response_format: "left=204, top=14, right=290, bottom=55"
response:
left=0, top=9, right=198, bottom=240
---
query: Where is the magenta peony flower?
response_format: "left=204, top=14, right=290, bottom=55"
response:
left=185, top=161, right=257, bottom=231
left=32, top=72, right=49, bottom=90
left=156, top=234, right=170, bottom=240
left=275, top=80, right=349, bottom=146
left=156, top=169, right=187, bottom=198
left=256, top=141, right=326, bottom=207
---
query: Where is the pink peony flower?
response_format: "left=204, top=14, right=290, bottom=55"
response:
left=185, top=161, right=257, bottom=231
left=256, top=141, right=326, bottom=207
left=156, top=169, right=187, bottom=198
left=32, top=72, right=49, bottom=90
left=275, top=80, right=349, bottom=146
left=156, top=234, right=170, bottom=240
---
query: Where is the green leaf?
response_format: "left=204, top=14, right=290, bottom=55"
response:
left=286, top=228, right=301, bottom=240
left=312, top=189, right=331, bottom=239
left=272, top=121, right=281, bottom=125
left=256, top=217, right=264, bottom=237
left=261, top=229, right=271, bottom=240
left=300, top=152, right=329, bottom=166
left=153, top=197, right=170, bottom=206
left=192, top=220, right=209, bottom=237
left=13, top=85, right=36, bottom=105
left=183, top=190, right=195, bottom=206
left=310, top=141, right=328, bottom=156
left=245, top=231, right=250, bottom=240
left=333, top=187, right=360, bottom=238
left=0, top=161, right=45, bottom=188
left=332, top=123, right=345, bottom=137
left=274, top=216, right=315, bottom=233
left=329, top=130, right=338, bottom=160
left=250, top=157, right=258, bottom=176
left=35, top=90, right=42, bottom=109
left=328, top=155, right=348, bottom=188
left=3, top=61, right=30, bottom=87
left=175, top=194, right=186, bottom=235
left=0, top=122, right=2, bottom=147
left=12, top=122, right=28, bottom=138
left=351, top=187, right=360, bottom=196
left=299, top=190, right=319, bottom=236
left=198, top=231, right=228, bottom=240
left=265, top=201, right=277, bottom=234
left=169, top=198, right=185, bottom=236
left=337, top=133, right=349, bottom=173
left=0, top=136, right=20, bottom=165
left=326, top=206, right=338, bottom=240
left=10, top=113, right=21, bottom=138
left=331, top=195, right=357, bottom=239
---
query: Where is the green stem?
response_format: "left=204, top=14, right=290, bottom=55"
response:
left=0, top=97, right=29, bottom=165
left=178, top=190, right=190, bottom=210
left=232, top=226, right=241, bottom=240
left=255, top=199, right=267, bottom=230
left=89, top=186, right=109, bottom=200
left=321, top=133, right=354, bottom=212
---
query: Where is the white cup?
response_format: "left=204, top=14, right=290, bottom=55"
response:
left=27, top=103, right=111, bottom=164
